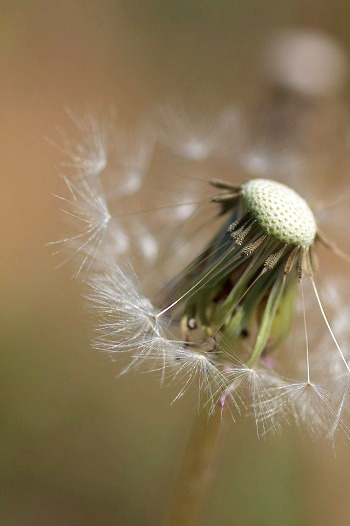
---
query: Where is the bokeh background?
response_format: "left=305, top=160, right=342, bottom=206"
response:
left=2, top=1, right=350, bottom=525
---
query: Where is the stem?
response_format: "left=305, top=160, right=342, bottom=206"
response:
left=163, top=406, right=226, bottom=526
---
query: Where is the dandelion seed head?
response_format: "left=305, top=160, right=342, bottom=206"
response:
left=242, top=178, right=317, bottom=246
left=52, top=102, right=350, bottom=441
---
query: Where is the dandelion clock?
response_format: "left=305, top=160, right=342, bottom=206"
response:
left=50, top=102, right=350, bottom=525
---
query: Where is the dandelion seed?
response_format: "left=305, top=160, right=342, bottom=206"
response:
left=49, top=175, right=111, bottom=276
left=161, top=345, right=227, bottom=413
left=223, top=363, right=286, bottom=436
left=88, top=264, right=163, bottom=353
left=49, top=108, right=111, bottom=178
left=269, top=381, right=335, bottom=440
left=157, top=103, right=241, bottom=162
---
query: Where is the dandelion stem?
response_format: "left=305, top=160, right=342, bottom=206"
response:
left=163, top=406, right=226, bottom=526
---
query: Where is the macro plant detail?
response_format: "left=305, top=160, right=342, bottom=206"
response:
left=51, top=104, right=350, bottom=524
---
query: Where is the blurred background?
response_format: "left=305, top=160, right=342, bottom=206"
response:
left=2, top=1, right=350, bottom=524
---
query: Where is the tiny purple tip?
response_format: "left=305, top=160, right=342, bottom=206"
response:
left=219, top=394, right=226, bottom=410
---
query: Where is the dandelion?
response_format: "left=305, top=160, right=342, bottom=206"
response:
left=52, top=105, right=350, bottom=525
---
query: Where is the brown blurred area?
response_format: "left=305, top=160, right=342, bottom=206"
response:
left=2, top=1, right=350, bottom=525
